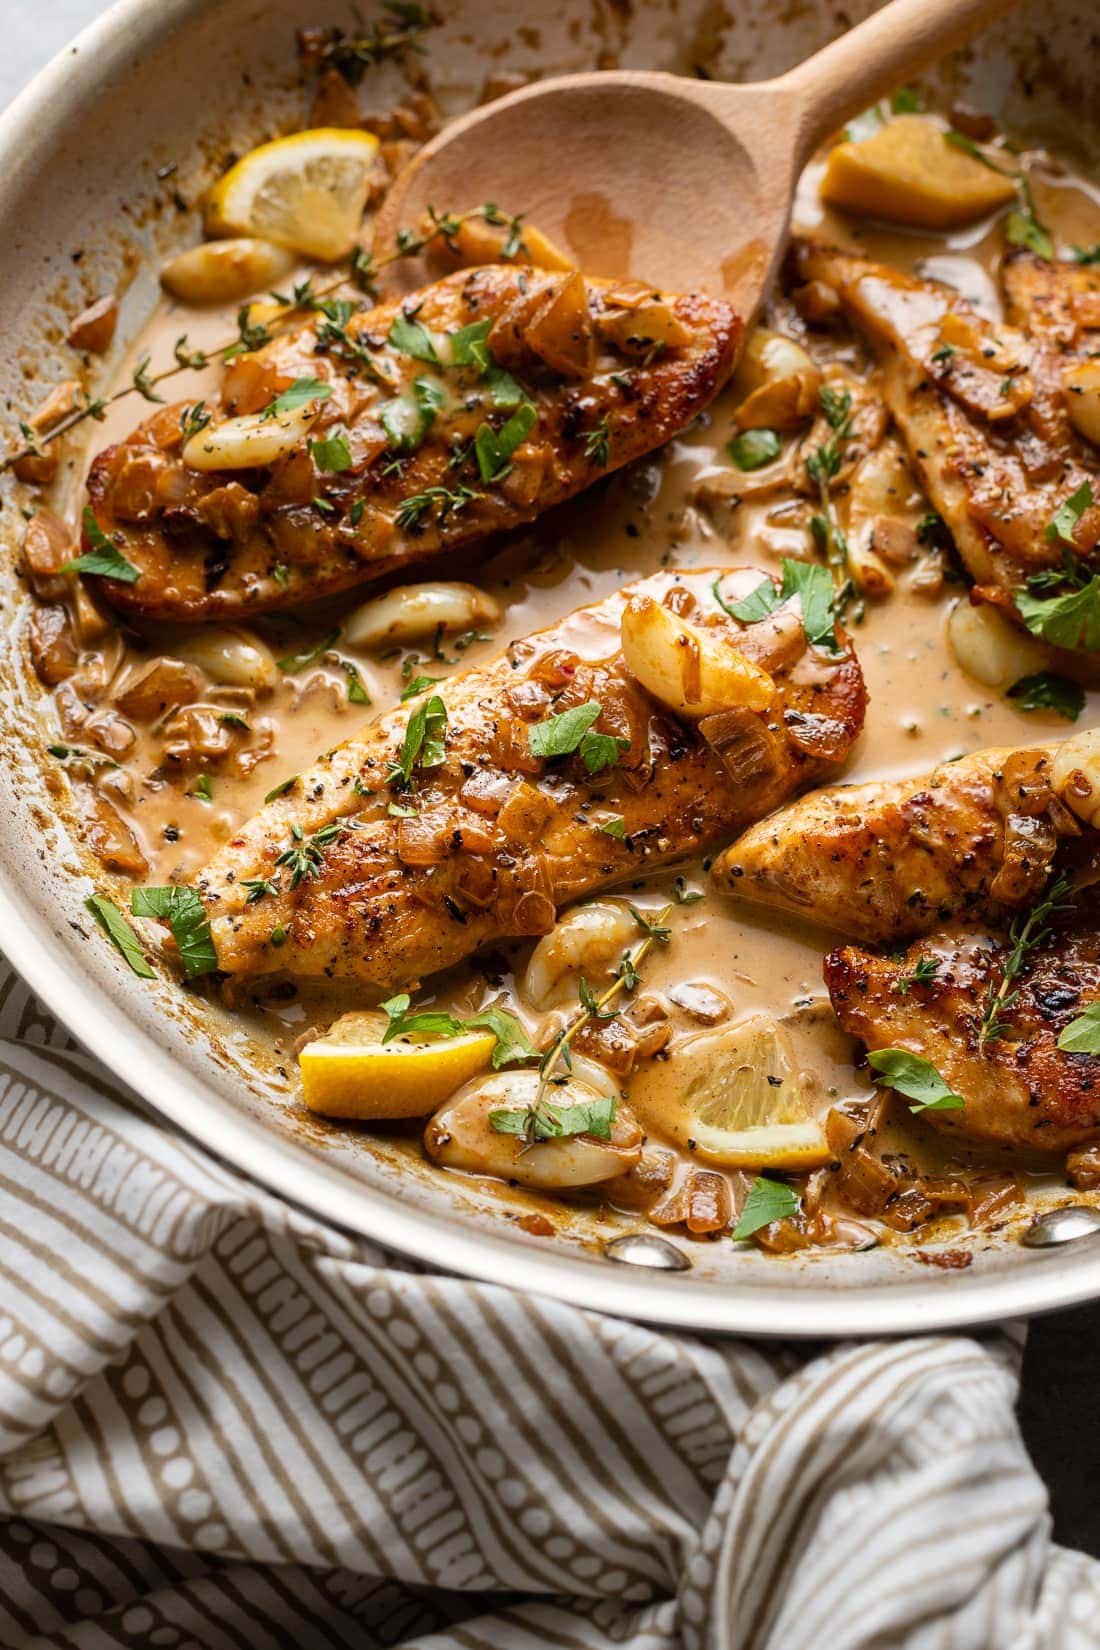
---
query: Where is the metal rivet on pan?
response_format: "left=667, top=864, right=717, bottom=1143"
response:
left=605, top=1232, right=692, bottom=1271
left=1021, top=1205, right=1100, bottom=1248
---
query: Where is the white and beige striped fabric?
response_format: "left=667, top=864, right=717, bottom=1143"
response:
left=1, top=963, right=1099, bottom=1650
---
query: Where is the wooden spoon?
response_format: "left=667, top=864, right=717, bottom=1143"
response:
left=374, top=0, right=1020, bottom=315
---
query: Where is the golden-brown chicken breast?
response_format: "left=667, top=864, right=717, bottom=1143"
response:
left=714, top=744, right=1082, bottom=943
left=83, top=265, right=741, bottom=622
left=826, top=911, right=1100, bottom=1153
left=188, top=567, right=866, bottom=985
left=1001, top=246, right=1100, bottom=346
left=792, top=239, right=1100, bottom=610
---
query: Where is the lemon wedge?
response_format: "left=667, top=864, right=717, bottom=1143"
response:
left=299, top=1011, right=497, bottom=1119
left=628, top=1013, right=831, bottom=1171
left=205, top=129, right=380, bottom=261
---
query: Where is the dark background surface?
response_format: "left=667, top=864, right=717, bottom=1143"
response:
left=1019, top=1305, right=1100, bottom=1553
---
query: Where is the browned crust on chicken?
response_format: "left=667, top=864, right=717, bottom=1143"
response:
left=825, top=914, right=1100, bottom=1152
left=1002, top=247, right=1100, bottom=347
left=792, top=238, right=1100, bottom=598
left=715, top=744, right=1082, bottom=943
left=194, top=568, right=866, bottom=985
left=84, top=266, right=741, bottom=622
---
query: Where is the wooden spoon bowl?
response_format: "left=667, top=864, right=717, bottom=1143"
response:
left=375, top=0, right=1021, bottom=318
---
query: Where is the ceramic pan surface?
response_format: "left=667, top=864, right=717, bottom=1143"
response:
left=1, top=0, right=1098, bottom=1333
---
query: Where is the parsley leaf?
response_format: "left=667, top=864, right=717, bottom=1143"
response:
left=388, top=311, right=441, bottom=362
left=130, top=886, right=217, bottom=977
left=486, top=362, right=524, bottom=407
left=1015, top=578, right=1100, bottom=653
left=309, top=430, right=352, bottom=472
left=732, top=1176, right=800, bottom=1240
left=489, top=1092, right=617, bottom=1141
left=527, top=702, right=629, bottom=771
left=382, top=376, right=445, bottom=452
left=580, top=731, right=630, bottom=774
left=86, top=895, right=155, bottom=979
left=467, top=1005, right=541, bottom=1069
left=379, top=993, right=539, bottom=1069
left=728, top=428, right=781, bottom=471
left=1007, top=671, right=1084, bottom=721
left=867, top=1048, right=965, bottom=1113
left=450, top=318, right=493, bottom=372
left=277, top=629, right=340, bottom=673
left=722, top=558, right=840, bottom=652
left=1046, top=481, right=1093, bottom=547
left=529, top=701, right=601, bottom=759
left=474, top=401, right=537, bottom=482
left=387, top=694, right=448, bottom=788
left=62, top=507, right=141, bottom=584
left=262, top=377, right=333, bottom=419
left=599, top=816, right=627, bottom=840
left=401, top=674, right=443, bottom=701
left=1058, top=1004, right=1100, bottom=1055
left=341, top=660, right=371, bottom=704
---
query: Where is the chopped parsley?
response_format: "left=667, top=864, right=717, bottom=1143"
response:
left=380, top=992, right=539, bottom=1069
left=1007, top=671, right=1084, bottom=721
left=261, top=377, right=333, bottom=420
left=729, top=428, right=781, bottom=471
left=1058, top=1004, right=1100, bottom=1055
left=475, top=401, right=538, bottom=482
left=732, top=1176, right=800, bottom=1240
left=529, top=700, right=629, bottom=772
left=277, top=630, right=340, bottom=674
left=401, top=674, right=443, bottom=701
left=489, top=1092, right=617, bottom=1142
left=86, top=895, right=155, bottom=979
left=387, top=694, right=448, bottom=788
left=341, top=660, right=372, bottom=704
left=61, top=508, right=140, bottom=584
left=718, top=557, right=841, bottom=653
left=1046, top=481, right=1093, bottom=547
left=130, top=885, right=217, bottom=977
left=309, top=430, right=352, bottom=472
left=388, top=311, right=441, bottom=363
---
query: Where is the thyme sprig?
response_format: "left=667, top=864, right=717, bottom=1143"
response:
left=299, top=5, right=434, bottom=87
left=530, top=884, right=699, bottom=1133
left=805, top=385, right=862, bottom=624
left=2, top=204, right=515, bottom=475
left=978, top=870, right=1074, bottom=1047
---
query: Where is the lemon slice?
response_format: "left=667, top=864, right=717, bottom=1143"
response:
left=205, top=129, right=380, bottom=261
left=299, top=1011, right=497, bottom=1119
left=629, top=1013, right=831, bottom=1171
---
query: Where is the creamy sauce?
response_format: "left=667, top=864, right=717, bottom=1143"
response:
left=27, top=125, right=1100, bottom=1242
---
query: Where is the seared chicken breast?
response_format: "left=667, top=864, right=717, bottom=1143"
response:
left=715, top=744, right=1082, bottom=943
left=793, top=239, right=1100, bottom=604
left=826, top=912, right=1100, bottom=1153
left=84, top=266, right=741, bottom=622
left=1002, top=246, right=1100, bottom=347
left=190, top=568, right=866, bottom=985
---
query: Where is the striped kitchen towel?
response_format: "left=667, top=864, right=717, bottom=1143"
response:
left=0, top=966, right=1098, bottom=1650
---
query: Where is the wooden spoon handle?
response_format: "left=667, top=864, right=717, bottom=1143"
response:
left=774, top=0, right=1023, bottom=159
